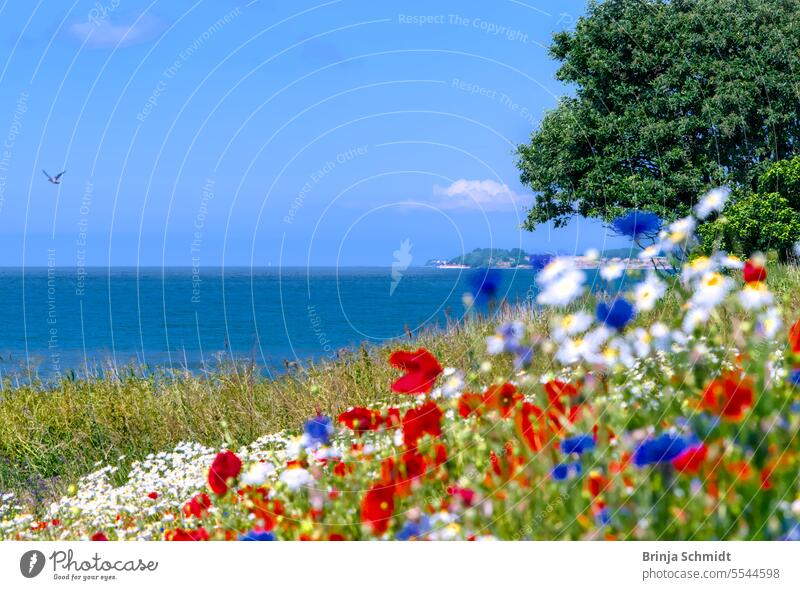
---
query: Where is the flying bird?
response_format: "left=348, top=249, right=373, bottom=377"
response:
left=42, top=169, right=66, bottom=184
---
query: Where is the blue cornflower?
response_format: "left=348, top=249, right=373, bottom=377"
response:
left=512, top=346, right=534, bottom=370
left=239, top=530, right=276, bottom=541
left=551, top=462, right=582, bottom=481
left=596, top=298, right=635, bottom=330
left=595, top=507, right=611, bottom=527
left=469, top=268, right=503, bottom=304
left=396, top=516, right=431, bottom=541
left=633, top=433, right=687, bottom=467
left=499, top=321, right=525, bottom=348
left=610, top=211, right=661, bottom=239
left=788, top=368, right=800, bottom=387
left=560, top=434, right=596, bottom=455
left=487, top=321, right=525, bottom=357
left=303, top=415, right=333, bottom=447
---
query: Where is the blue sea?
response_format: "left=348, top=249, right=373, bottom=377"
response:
left=0, top=267, right=571, bottom=379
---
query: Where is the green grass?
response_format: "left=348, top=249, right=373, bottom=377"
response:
left=3, top=260, right=800, bottom=510
left=0, top=306, right=541, bottom=508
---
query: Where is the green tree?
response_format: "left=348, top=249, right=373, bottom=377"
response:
left=516, top=0, right=800, bottom=229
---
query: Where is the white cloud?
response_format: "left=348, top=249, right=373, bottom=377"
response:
left=69, top=14, right=165, bottom=49
left=432, top=179, right=529, bottom=211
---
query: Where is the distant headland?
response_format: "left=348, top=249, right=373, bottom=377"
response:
left=425, top=247, right=665, bottom=269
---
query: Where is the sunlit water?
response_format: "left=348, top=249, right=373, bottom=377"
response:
left=0, top=266, right=617, bottom=379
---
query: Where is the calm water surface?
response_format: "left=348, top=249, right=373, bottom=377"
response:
left=0, top=267, right=581, bottom=378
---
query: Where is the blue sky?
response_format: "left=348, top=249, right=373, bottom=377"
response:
left=0, top=0, right=629, bottom=266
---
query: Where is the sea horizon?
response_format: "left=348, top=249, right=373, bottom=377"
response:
left=0, top=266, right=555, bottom=379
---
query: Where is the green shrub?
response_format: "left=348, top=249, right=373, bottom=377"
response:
left=698, top=191, right=800, bottom=259
left=758, top=156, right=800, bottom=208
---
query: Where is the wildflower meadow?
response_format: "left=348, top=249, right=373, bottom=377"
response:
left=1, top=188, right=798, bottom=542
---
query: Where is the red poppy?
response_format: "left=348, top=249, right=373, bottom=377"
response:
left=515, top=401, right=547, bottom=452
left=489, top=450, right=502, bottom=476
left=545, top=380, right=581, bottom=431
left=361, top=484, right=395, bottom=535
left=433, top=443, right=448, bottom=466
left=743, top=258, right=767, bottom=283
left=249, top=490, right=283, bottom=531
left=401, top=449, right=428, bottom=481
left=147, top=491, right=158, bottom=500
left=790, top=320, right=800, bottom=353
left=586, top=472, right=608, bottom=497
left=165, top=527, right=209, bottom=541
left=402, top=401, right=443, bottom=447
left=458, top=392, right=485, bottom=418
left=488, top=442, right=520, bottom=481
left=328, top=533, right=346, bottom=541
left=483, top=382, right=523, bottom=418
left=380, top=457, right=397, bottom=485
left=760, top=466, right=774, bottom=490
left=726, top=460, right=751, bottom=479
left=333, top=461, right=349, bottom=477
left=448, top=486, right=476, bottom=506
left=338, top=407, right=382, bottom=432
left=671, top=444, right=708, bottom=474
left=701, top=371, right=754, bottom=421
left=389, top=348, right=443, bottom=394
left=545, top=379, right=579, bottom=413
left=208, top=450, right=242, bottom=495
left=384, top=407, right=402, bottom=428
left=90, top=532, right=109, bottom=541
left=183, top=492, right=212, bottom=519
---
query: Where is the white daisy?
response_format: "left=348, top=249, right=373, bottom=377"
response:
left=690, top=272, right=732, bottom=308
left=694, top=187, right=729, bottom=219
left=650, top=322, right=671, bottom=350
left=240, top=462, right=276, bottom=486
left=738, top=281, right=774, bottom=310
left=633, top=273, right=666, bottom=311
left=556, top=326, right=609, bottom=365
left=601, top=337, right=634, bottom=368
left=638, top=244, right=662, bottom=260
left=682, top=306, right=711, bottom=333
left=630, top=327, right=652, bottom=358
left=600, top=259, right=627, bottom=281
left=536, top=270, right=586, bottom=306
left=715, top=253, right=743, bottom=270
left=535, top=257, right=575, bottom=285
left=440, top=368, right=465, bottom=398
left=756, top=307, right=782, bottom=339
left=556, top=337, right=592, bottom=365
left=665, top=216, right=696, bottom=245
left=279, top=467, right=313, bottom=491
left=681, top=256, right=716, bottom=283
left=552, top=311, right=593, bottom=341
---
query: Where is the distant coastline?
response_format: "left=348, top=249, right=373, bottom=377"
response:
left=425, top=247, right=667, bottom=270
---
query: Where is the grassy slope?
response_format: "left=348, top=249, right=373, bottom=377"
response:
left=3, top=262, right=800, bottom=509
left=0, top=306, right=538, bottom=507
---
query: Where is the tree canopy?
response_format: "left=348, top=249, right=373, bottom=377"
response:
left=516, top=0, right=800, bottom=229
